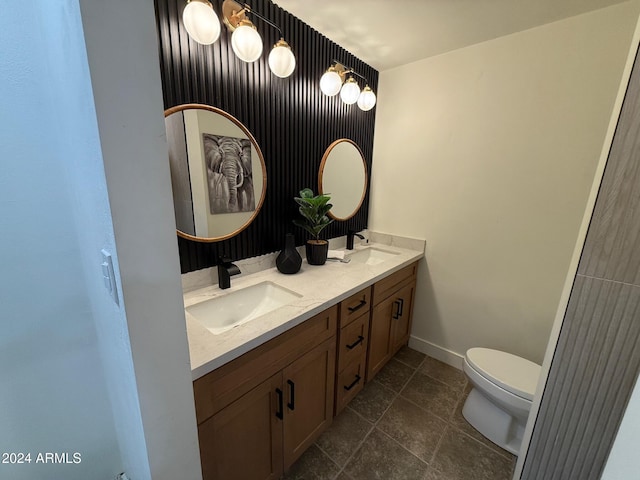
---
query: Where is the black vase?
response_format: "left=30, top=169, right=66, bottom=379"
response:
left=276, top=234, right=302, bottom=274
left=305, top=240, right=329, bottom=266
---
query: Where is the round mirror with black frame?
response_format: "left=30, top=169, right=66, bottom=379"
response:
left=164, top=104, right=267, bottom=242
left=318, top=139, right=368, bottom=221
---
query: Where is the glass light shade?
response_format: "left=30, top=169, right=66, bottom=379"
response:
left=268, top=40, right=296, bottom=78
left=357, top=86, right=377, bottom=111
left=320, top=69, right=342, bottom=96
left=340, top=77, right=361, bottom=105
left=182, top=0, right=221, bottom=45
left=231, top=24, right=263, bottom=63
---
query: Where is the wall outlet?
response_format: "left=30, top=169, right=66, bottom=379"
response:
left=101, top=249, right=119, bottom=306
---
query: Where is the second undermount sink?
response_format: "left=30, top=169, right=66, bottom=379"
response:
left=186, top=281, right=302, bottom=335
left=347, top=246, right=400, bottom=266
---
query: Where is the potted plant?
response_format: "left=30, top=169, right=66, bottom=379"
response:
left=293, top=188, right=334, bottom=265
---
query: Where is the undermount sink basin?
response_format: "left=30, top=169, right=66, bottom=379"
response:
left=347, top=246, right=400, bottom=266
left=186, top=281, right=302, bottom=335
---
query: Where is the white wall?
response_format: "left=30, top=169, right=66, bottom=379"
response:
left=370, top=2, right=639, bottom=364
left=0, top=1, right=202, bottom=478
left=78, top=0, right=203, bottom=479
left=0, top=1, right=123, bottom=478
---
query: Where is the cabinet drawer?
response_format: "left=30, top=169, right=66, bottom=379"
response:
left=194, top=305, right=338, bottom=424
left=372, top=262, right=418, bottom=305
left=335, top=357, right=366, bottom=415
left=339, top=286, right=371, bottom=327
left=337, top=312, right=369, bottom=372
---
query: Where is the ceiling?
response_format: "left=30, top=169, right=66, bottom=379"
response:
left=272, top=0, right=628, bottom=71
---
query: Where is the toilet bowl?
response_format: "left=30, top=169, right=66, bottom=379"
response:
left=462, top=347, right=540, bottom=455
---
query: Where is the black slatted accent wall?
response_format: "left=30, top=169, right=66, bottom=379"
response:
left=154, top=0, right=378, bottom=273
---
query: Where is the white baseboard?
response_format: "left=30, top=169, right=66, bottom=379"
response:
left=408, top=336, right=464, bottom=371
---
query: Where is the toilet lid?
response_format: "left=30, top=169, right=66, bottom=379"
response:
left=466, top=348, right=541, bottom=401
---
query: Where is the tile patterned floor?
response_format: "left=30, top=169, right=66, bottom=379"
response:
left=283, top=347, right=516, bottom=480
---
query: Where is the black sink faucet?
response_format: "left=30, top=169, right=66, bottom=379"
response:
left=217, top=257, right=241, bottom=289
left=346, top=230, right=365, bottom=250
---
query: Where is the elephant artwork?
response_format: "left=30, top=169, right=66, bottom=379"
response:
left=203, top=133, right=256, bottom=214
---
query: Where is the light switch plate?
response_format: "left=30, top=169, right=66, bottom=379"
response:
left=101, top=249, right=119, bottom=306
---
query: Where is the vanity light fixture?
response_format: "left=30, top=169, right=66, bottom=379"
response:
left=183, top=0, right=221, bottom=45
left=340, top=77, right=360, bottom=105
left=319, top=64, right=343, bottom=96
left=182, top=0, right=296, bottom=78
left=357, top=86, right=377, bottom=112
left=320, top=61, right=377, bottom=111
left=229, top=17, right=263, bottom=62
left=268, top=38, right=296, bottom=78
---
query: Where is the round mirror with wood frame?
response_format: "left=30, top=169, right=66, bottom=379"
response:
left=164, top=104, right=267, bottom=242
left=318, top=139, right=368, bottom=221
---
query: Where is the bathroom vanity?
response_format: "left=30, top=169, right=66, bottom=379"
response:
left=184, top=235, right=423, bottom=479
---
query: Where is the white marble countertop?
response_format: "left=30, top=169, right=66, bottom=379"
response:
left=184, top=232, right=425, bottom=380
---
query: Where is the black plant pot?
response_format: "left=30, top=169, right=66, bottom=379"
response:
left=276, top=234, right=302, bottom=274
left=305, top=240, right=329, bottom=266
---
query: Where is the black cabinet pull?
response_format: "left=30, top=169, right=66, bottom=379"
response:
left=347, top=298, right=367, bottom=313
left=275, top=388, right=283, bottom=419
left=398, top=298, right=404, bottom=316
left=287, top=380, right=295, bottom=411
left=392, top=300, right=401, bottom=319
left=344, top=374, right=362, bottom=391
left=346, top=335, right=365, bottom=350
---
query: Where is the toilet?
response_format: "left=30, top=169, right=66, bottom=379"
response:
left=462, top=347, right=541, bottom=455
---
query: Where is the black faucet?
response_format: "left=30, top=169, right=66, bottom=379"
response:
left=217, top=257, right=241, bottom=289
left=346, top=230, right=365, bottom=250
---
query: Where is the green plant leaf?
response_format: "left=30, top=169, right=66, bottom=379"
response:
left=293, top=188, right=334, bottom=240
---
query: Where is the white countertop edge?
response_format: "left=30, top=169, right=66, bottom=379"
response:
left=186, top=239, right=425, bottom=380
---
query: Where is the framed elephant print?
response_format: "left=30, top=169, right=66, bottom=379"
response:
left=202, top=133, right=256, bottom=215
left=164, top=104, right=267, bottom=242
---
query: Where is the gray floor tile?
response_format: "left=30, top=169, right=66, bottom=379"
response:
left=315, top=408, right=372, bottom=467
left=394, top=346, right=427, bottom=369
left=401, top=372, right=462, bottom=421
left=335, top=472, right=353, bottom=480
left=349, top=380, right=396, bottom=423
left=282, top=444, right=341, bottom=480
left=422, top=467, right=448, bottom=480
left=289, top=349, right=515, bottom=480
left=344, top=428, right=429, bottom=480
left=377, top=396, right=447, bottom=463
left=420, top=357, right=467, bottom=392
left=430, top=427, right=515, bottom=480
left=374, top=358, right=416, bottom=392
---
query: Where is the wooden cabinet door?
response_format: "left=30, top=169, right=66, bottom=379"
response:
left=367, top=295, right=395, bottom=381
left=282, top=338, right=335, bottom=469
left=390, top=282, right=415, bottom=354
left=198, top=372, right=284, bottom=480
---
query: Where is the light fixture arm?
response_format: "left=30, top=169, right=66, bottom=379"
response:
left=241, top=3, right=285, bottom=39
left=347, top=70, right=368, bottom=83
left=330, top=59, right=370, bottom=85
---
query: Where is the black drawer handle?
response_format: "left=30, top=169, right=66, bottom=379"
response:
left=287, top=380, right=295, bottom=411
left=275, top=388, right=283, bottom=419
left=392, top=300, right=401, bottom=319
left=346, top=335, right=365, bottom=350
left=344, top=374, right=362, bottom=391
left=398, top=298, right=404, bottom=316
left=347, top=298, right=367, bottom=313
